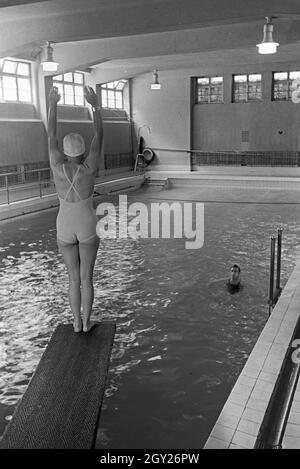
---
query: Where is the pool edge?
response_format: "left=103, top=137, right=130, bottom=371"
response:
left=204, top=255, right=300, bottom=449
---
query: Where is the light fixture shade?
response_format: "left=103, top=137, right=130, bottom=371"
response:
left=42, top=61, right=59, bottom=72
left=41, top=42, right=59, bottom=71
left=151, top=70, right=161, bottom=90
left=257, top=42, right=278, bottom=54
left=256, top=17, right=279, bottom=54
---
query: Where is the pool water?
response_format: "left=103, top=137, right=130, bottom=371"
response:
left=0, top=195, right=300, bottom=448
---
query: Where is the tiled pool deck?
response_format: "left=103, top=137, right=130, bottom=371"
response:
left=204, top=256, right=300, bottom=449
left=147, top=168, right=300, bottom=191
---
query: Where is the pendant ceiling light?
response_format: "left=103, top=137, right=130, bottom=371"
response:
left=151, top=69, right=161, bottom=90
left=41, top=41, right=59, bottom=72
left=256, top=17, right=279, bottom=54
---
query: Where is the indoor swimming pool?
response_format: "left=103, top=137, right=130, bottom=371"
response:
left=0, top=192, right=300, bottom=448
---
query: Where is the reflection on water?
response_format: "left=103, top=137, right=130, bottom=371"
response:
left=0, top=201, right=300, bottom=448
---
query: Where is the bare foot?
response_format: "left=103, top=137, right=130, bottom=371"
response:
left=73, top=318, right=83, bottom=333
left=83, top=321, right=97, bottom=333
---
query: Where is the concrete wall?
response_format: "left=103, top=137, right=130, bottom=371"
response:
left=131, top=72, right=191, bottom=171
left=131, top=62, right=300, bottom=171
left=193, top=71, right=300, bottom=152
left=0, top=102, right=47, bottom=166
left=0, top=120, right=48, bottom=166
left=193, top=101, right=300, bottom=152
left=7, top=58, right=300, bottom=171
left=0, top=102, right=38, bottom=119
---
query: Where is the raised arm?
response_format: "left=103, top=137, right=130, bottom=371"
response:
left=84, top=86, right=104, bottom=173
left=48, top=87, right=63, bottom=167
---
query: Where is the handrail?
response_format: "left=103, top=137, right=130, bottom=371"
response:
left=0, top=167, right=51, bottom=178
left=271, top=359, right=300, bottom=449
left=148, top=148, right=300, bottom=167
left=268, top=228, right=283, bottom=316
left=269, top=236, right=276, bottom=317
left=0, top=165, right=137, bottom=206
left=0, top=167, right=53, bottom=205
left=276, top=228, right=283, bottom=292
left=149, top=147, right=300, bottom=155
left=150, top=148, right=244, bottom=154
left=255, top=325, right=300, bottom=449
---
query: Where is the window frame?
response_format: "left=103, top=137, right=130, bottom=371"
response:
left=100, top=80, right=127, bottom=110
left=195, top=76, right=224, bottom=104
left=0, top=58, right=33, bottom=104
left=272, top=70, right=300, bottom=101
left=53, top=71, right=85, bottom=107
left=232, top=73, right=262, bottom=103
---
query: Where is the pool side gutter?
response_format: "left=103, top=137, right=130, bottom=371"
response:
left=204, top=255, right=300, bottom=449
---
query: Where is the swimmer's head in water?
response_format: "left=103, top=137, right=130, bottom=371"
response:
left=63, top=133, right=85, bottom=158
left=230, top=264, right=241, bottom=285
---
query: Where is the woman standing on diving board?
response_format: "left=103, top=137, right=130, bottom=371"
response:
left=48, top=85, right=103, bottom=332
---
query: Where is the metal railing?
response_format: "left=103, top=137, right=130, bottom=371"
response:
left=268, top=228, right=283, bottom=316
left=192, top=151, right=300, bottom=167
left=269, top=355, right=300, bottom=449
left=149, top=148, right=300, bottom=167
left=0, top=167, right=54, bottom=205
left=255, top=323, right=300, bottom=449
left=0, top=154, right=136, bottom=206
left=104, top=152, right=134, bottom=170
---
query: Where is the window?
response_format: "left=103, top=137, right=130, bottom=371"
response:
left=100, top=80, right=127, bottom=109
left=241, top=130, right=249, bottom=143
left=233, top=74, right=262, bottom=102
left=53, top=71, right=85, bottom=106
left=0, top=59, right=32, bottom=103
left=196, top=76, right=223, bottom=104
left=273, top=71, right=300, bottom=101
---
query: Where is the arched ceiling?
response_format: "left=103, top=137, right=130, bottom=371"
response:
left=1, top=0, right=300, bottom=81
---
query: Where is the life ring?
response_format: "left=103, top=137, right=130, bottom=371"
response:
left=142, top=148, right=155, bottom=165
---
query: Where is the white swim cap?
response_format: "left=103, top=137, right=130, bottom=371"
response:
left=63, top=133, right=85, bottom=157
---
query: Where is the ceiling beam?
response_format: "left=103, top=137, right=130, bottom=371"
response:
left=37, top=19, right=298, bottom=76
left=1, top=0, right=300, bottom=58
left=0, top=0, right=49, bottom=7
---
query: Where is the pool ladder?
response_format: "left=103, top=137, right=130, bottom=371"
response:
left=268, top=228, right=283, bottom=317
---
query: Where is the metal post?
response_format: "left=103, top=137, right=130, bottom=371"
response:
left=38, top=170, right=42, bottom=198
left=5, top=175, right=9, bottom=205
left=276, top=228, right=283, bottom=292
left=271, top=361, right=300, bottom=449
left=255, top=341, right=300, bottom=449
left=269, top=236, right=276, bottom=316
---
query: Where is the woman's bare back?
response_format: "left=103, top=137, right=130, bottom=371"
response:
left=53, top=160, right=96, bottom=202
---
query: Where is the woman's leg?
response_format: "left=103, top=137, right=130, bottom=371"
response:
left=79, top=237, right=99, bottom=332
left=57, top=240, right=82, bottom=332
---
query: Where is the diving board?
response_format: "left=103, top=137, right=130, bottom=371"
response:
left=0, top=321, right=116, bottom=449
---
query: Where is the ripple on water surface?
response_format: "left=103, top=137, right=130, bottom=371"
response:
left=0, top=201, right=300, bottom=447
